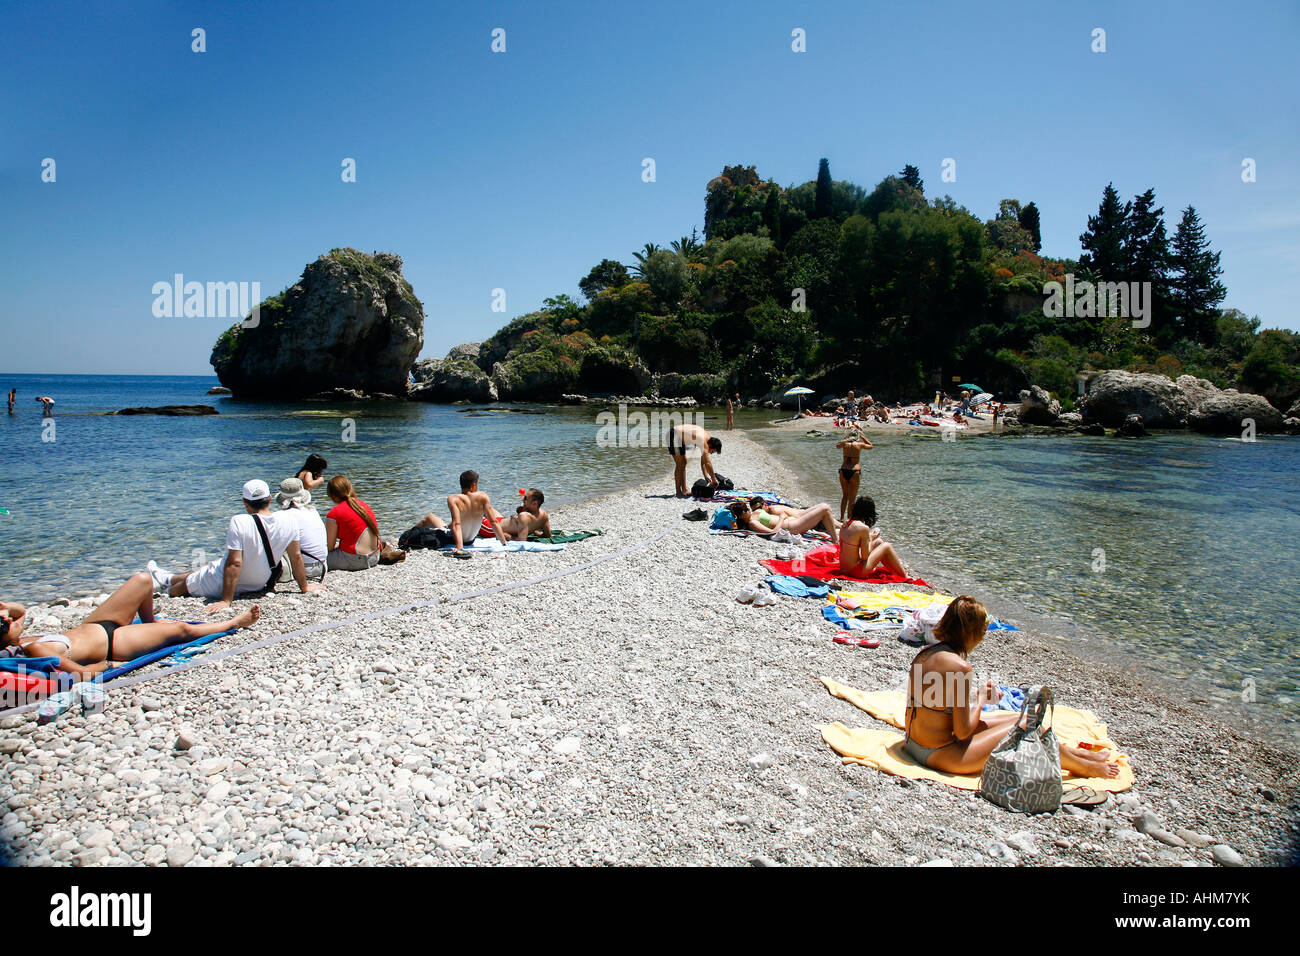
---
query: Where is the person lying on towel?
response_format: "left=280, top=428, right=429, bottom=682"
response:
left=745, top=497, right=841, bottom=539
left=1, top=573, right=257, bottom=682
left=839, top=495, right=907, bottom=578
left=904, top=596, right=1119, bottom=778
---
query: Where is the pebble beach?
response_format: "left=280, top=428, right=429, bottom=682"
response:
left=1, top=431, right=1295, bottom=867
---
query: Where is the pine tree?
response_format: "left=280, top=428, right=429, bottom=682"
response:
left=814, top=158, right=833, bottom=219
left=1123, top=188, right=1170, bottom=335
left=1169, top=205, right=1226, bottom=346
left=1078, top=183, right=1129, bottom=279
left=900, top=164, right=924, bottom=192
left=1017, top=201, right=1042, bottom=252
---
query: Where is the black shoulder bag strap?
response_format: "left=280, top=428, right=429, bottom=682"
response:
left=252, top=514, right=284, bottom=588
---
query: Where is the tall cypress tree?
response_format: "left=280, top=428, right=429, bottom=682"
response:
left=814, top=158, right=833, bottom=219
left=1079, top=184, right=1130, bottom=280
left=1017, top=201, right=1042, bottom=252
left=1170, top=205, right=1226, bottom=346
left=762, top=185, right=781, bottom=245
left=900, top=164, right=924, bottom=193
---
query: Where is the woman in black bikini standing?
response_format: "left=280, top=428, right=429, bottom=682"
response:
left=835, top=427, right=872, bottom=522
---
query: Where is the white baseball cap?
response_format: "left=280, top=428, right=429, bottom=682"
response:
left=242, top=479, right=270, bottom=501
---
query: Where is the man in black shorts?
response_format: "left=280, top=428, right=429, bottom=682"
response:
left=667, top=423, right=721, bottom=497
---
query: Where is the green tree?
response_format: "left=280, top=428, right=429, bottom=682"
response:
left=1168, top=206, right=1226, bottom=346
left=1079, top=183, right=1130, bottom=280
left=900, top=164, right=924, bottom=192
left=1017, top=201, right=1042, bottom=252
left=578, top=259, right=629, bottom=301
left=630, top=243, right=662, bottom=277
left=642, top=249, right=689, bottom=308
left=814, top=158, right=833, bottom=219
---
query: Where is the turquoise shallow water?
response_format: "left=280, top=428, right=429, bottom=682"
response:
left=744, top=420, right=1300, bottom=742
left=0, top=374, right=682, bottom=602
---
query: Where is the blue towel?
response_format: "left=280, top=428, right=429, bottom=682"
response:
left=99, top=625, right=238, bottom=682
left=764, top=575, right=829, bottom=598
left=0, top=655, right=63, bottom=675
left=984, top=685, right=1026, bottom=713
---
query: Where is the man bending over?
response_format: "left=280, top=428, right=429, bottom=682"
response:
left=667, top=423, right=722, bottom=497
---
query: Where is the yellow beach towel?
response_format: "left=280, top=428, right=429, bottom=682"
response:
left=833, top=590, right=953, bottom=612
left=818, top=677, right=1133, bottom=793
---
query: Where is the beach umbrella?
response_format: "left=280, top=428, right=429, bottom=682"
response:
left=971, top=391, right=993, bottom=407
left=958, top=383, right=983, bottom=393
left=784, top=386, right=814, bottom=415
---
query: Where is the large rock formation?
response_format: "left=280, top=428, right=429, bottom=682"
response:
left=1078, top=371, right=1191, bottom=428
left=210, top=249, right=423, bottom=398
left=408, top=345, right=497, bottom=403
left=1017, top=385, right=1061, bottom=426
left=1188, top=392, right=1285, bottom=434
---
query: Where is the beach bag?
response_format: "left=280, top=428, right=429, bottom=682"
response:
left=690, top=478, right=717, bottom=499
left=709, top=506, right=738, bottom=531
left=899, top=603, right=946, bottom=646
left=713, top=473, right=735, bottom=491
left=252, top=515, right=283, bottom=589
left=979, top=685, right=1062, bottom=813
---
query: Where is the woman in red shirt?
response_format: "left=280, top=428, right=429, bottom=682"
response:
left=325, top=476, right=382, bottom=571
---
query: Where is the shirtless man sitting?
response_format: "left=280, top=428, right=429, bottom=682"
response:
left=839, top=495, right=907, bottom=577
left=497, top=488, right=551, bottom=541
left=2, top=573, right=258, bottom=682
left=667, top=422, right=722, bottom=497
left=418, top=470, right=508, bottom=556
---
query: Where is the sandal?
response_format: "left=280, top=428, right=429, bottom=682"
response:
left=1061, top=787, right=1108, bottom=807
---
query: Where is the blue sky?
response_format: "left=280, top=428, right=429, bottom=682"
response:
left=2, top=0, right=1296, bottom=375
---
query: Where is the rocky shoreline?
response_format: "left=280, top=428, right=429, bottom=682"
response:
left=1, top=433, right=1295, bottom=867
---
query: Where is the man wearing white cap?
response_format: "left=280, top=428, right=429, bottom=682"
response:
left=147, top=479, right=325, bottom=611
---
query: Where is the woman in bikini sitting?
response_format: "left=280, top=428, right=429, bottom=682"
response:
left=296, top=454, right=328, bottom=492
left=904, top=595, right=1120, bottom=778
left=838, top=495, right=907, bottom=577
left=1, top=573, right=259, bottom=682
left=835, top=427, right=873, bottom=522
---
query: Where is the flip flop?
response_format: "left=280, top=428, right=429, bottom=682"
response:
left=1061, top=787, right=1108, bottom=807
left=832, top=634, right=881, bottom=649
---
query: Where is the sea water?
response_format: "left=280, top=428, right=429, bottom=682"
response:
left=746, top=420, right=1300, bottom=744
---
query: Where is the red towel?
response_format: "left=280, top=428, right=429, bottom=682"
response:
left=760, top=543, right=931, bottom=587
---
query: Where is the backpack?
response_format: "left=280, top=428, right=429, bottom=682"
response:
left=690, top=478, right=717, bottom=499
left=398, top=524, right=445, bottom=552
left=714, top=473, right=735, bottom=491
left=979, top=685, right=1063, bottom=814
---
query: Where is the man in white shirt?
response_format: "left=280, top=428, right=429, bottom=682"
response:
left=148, top=479, right=325, bottom=611
left=275, top=477, right=327, bottom=582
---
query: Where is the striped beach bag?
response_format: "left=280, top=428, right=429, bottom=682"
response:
left=979, top=685, right=1062, bottom=813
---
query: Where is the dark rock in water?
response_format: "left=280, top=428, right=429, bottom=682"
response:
left=1188, top=391, right=1285, bottom=434
left=206, top=386, right=232, bottom=395
left=1075, top=422, right=1105, bottom=436
left=1079, top=370, right=1190, bottom=427
left=1017, top=385, right=1061, bottom=426
left=409, top=352, right=496, bottom=403
left=115, top=405, right=219, bottom=416
left=210, top=248, right=423, bottom=399
left=1284, top=417, right=1300, bottom=434
left=1115, top=413, right=1147, bottom=437
left=306, top=388, right=403, bottom=402
left=1057, top=411, right=1083, bottom=427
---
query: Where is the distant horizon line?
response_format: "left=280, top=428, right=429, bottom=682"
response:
left=0, top=371, right=220, bottom=378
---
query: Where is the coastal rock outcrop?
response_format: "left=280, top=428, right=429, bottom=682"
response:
left=210, top=248, right=424, bottom=399
left=409, top=351, right=497, bottom=403
left=1017, top=385, right=1061, bottom=426
left=1078, top=371, right=1191, bottom=428
left=1115, top=414, right=1148, bottom=437
left=1188, top=392, right=1285, bottom=434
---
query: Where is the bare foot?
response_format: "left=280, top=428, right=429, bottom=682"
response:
left=231, top=605, right=261, bottom=629
left=1061, top=745, right=1120, bottom=778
